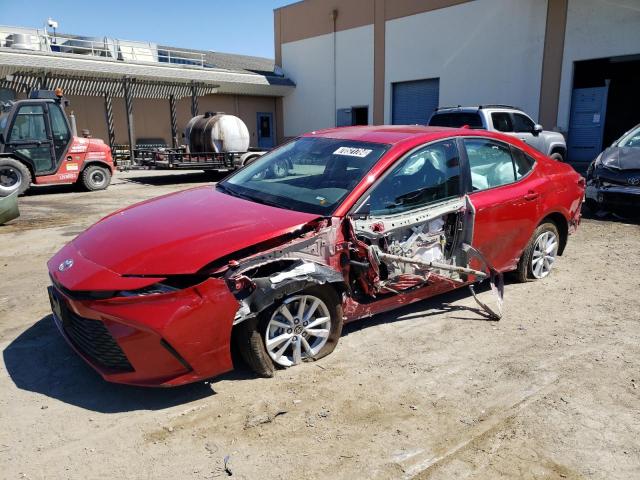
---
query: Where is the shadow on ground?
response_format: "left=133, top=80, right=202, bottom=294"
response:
left=580, top=205, right=640, bottom=224
left=4, top=283, right=501, bottom=413
left=3, top=315, right=215, bottom=413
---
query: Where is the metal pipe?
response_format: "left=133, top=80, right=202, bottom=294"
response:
left=103, top=93, right=115, bottom=150
left=374, top=249, right=488, bottom=279
left=68, top=111, right=78, bottom=137
left=122, top=78, right=136, bottom=162
left=169, top=94, right=178, bottom=148
left=190, top=83, right=199, bottom=118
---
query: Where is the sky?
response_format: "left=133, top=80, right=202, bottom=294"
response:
left=1, top=0, right=296, bottom=59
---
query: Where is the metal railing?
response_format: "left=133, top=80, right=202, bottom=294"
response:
left=0, top=26, right=211, bottom=69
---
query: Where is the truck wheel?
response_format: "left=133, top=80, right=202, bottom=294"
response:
left=550, top=152, right=564, bottom=162
left=0, top=158, right=31, bottom=196
left=236, top=286, right=343, bottom=377
left=81, top=165, right=111, bottom=191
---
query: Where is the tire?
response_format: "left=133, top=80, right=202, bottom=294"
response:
left=236, top=286, right=343, bottom=377
left=0, top=158, right=32, bottom=196
left=80, top=165, right=111, bottom=191
left=515, top=222, right=560, bottom=282
left=549, top=152, right=564, bottom=162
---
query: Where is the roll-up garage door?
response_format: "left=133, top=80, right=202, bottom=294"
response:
left=392, top=78, right=440, bottom=125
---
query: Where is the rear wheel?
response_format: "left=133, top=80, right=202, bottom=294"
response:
left=80, top=165, right=111, bottom=191
left=236, top=286, right=343, bottom=377
left=549, top=152, right=564, bottom=162
left=515, top=222, right=560, bottom=282
left=0, top=158, right=31, bottom=196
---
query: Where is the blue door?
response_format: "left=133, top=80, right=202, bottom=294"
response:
left=257, top=112, right=274, bottom=149
left=567, top=85, right=609, bottom=162
left=392, top=78, right=440, bottom=125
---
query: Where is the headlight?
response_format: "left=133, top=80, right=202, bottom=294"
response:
left=118, top=282, right=179, bottom=297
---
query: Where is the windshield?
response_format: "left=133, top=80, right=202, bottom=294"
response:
left=616, top=125, right=640, bottom=148
left=220, top=137, right=389, bottom=215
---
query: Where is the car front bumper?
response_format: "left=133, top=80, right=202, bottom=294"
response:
left=586, top=183, right=640, bottom=207
left=47, top=277, right=239, bottom=387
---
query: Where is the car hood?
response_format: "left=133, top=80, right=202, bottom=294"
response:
left=70, top=186, right=320, bottom=276
left=600, top=147, right=640, bottom=171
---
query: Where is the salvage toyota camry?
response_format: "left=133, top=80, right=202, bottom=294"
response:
left=47, top=126, right=584, bottom=386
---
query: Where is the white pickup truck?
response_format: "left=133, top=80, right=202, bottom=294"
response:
left=428, top=105, right=567, bottom=162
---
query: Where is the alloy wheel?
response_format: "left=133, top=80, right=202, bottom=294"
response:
left=265, top=294, right=331, bottom=367
left=531, top=231, right=558, bottom=279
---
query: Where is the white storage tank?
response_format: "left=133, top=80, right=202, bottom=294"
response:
left=184, top=112, right=250, bottom=153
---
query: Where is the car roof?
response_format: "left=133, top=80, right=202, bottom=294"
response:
left=303, top=125, right=475, bottom=145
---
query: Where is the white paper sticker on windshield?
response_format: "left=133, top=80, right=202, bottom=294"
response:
left=333, top=146, right=373, bottom=158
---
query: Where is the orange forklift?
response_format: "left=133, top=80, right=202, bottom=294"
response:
left=0, top=88, right=114, bottom=196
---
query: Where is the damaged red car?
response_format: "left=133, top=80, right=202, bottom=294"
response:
left=47, top=126, right=584, bottom=386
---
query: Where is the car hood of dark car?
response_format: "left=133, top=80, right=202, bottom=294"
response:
left=70, top=186, right=321, bottom=276
left=600, top=146, right=640, bottom=171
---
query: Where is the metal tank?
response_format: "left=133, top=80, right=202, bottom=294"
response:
left=184, top=112, right=250, bottom=153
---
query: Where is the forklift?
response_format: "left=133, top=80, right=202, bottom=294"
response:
left=0, top=88, right=114, bottom=196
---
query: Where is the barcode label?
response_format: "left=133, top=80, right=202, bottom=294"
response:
left=333, top=146, right=373, bottom=158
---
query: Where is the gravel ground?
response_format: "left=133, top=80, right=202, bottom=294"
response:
left=1, top=170, right=639, bottom=480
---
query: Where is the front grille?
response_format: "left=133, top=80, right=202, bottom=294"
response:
left=50, top=288, right=134, bottom=372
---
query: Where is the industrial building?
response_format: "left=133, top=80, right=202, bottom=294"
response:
left=274, top=0, right=640, bottom=162
left=0, top=25, right=294, bottom=154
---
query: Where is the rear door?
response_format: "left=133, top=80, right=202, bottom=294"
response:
left=5, top=103, right=56, bottom=175
left=463, top=137, right=541, bottom=271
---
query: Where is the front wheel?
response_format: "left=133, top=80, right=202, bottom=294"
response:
left=80, top=165, right=111, bottom=191
left=236, top=286, right=343, bottom=377
left=0, top=158, right=32, bottom=196
left=549, top=152, right=564, bottom=162
left=515, top=222, right=560, bottom=282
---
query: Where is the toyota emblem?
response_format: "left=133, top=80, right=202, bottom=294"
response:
left=58, top=259, right=74, bottom=272
left=629, top=177, right=640, bottom=186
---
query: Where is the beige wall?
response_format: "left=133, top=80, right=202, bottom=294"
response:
left=64, top=93, right=276, bottom=148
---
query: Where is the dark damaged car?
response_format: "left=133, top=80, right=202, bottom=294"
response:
left=586, top=123, right=640, bottom=213
left=47, top=126, right=584, bottom=386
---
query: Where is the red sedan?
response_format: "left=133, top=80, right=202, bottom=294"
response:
left=47, top=126, right=584, bottom=386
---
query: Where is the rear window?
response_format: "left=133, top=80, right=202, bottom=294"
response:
left=429, top=112, right=483, bottom=128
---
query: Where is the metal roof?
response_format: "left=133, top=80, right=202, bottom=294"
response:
left=0, top=48, right=294, bottom=98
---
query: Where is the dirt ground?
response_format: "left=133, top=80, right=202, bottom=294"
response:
left=1, top=170, right=639, bottom=480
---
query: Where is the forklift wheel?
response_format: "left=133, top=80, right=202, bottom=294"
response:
left=81, top=165, right=111, bottom=191
left=0, top=158, right=32, bottom=196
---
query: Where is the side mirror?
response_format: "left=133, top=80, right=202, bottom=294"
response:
left=532, top=124, right=543, bottom=136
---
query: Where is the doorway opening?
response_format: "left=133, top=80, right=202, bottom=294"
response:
left=336, top=106, right=369, bottom=127
left=568, top=55, right=640, bottom=162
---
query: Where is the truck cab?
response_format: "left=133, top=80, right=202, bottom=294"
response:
left=428, top=105, right=567, bottom=162
left=0, top=90, right=114, bottom=195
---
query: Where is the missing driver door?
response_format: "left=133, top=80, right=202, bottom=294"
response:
left=350, top=139, right=474, bottom=293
